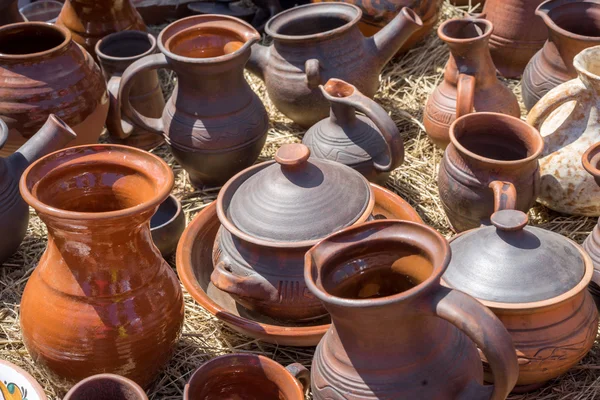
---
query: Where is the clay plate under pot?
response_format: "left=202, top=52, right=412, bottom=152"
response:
left=176, top=183, right=423, bottom=346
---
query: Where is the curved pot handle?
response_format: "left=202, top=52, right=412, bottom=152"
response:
left=430, top=284, right=519, bottom=399
left=285, top=363, right=311, bottom=396
left=456, top=73, right=476, bottom=119
left=305, top=59, right=321, bottom=89
left=106, top=75, right=134, bottom=140
left=527, top=79, right=588, bottom=131
left=211, top=260, right=278, bottom=302
left=489, top=181, right=517, bottom=212
left=118, top=53, right=169, bottom=138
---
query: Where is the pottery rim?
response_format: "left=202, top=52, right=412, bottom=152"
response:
left=19, top=144, right=174, bottom=221
left=573, top=45, right=600, bottom=84
left=583, top=140, right=600, bottom=178
left=0, top=117, right=8, bottom=149
left=437, top=17, right=493, bottom=43
left=151, top=194, right=183, bottom=231
left=0, top=21, right=71, bottom=60
left=0, top=359, right=47, bottom=399
left=536, top=0, right=600, bottom=42
left=95, top=30, right=157, bottom=63
left=64, top=373, right=147, bottom=400
left=305, top=219, right=450, bottom=309
left=449, top=112, right=544, bottom=166
left=157, top=14, right=260, bottom=65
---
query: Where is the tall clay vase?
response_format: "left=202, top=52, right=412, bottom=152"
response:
left=522, top=0, right=600, bottom=111
left=56, top=0, right=146, bottom=58
left=0, top=115, right=76, bottom=264
left=582, top=142, right=600, bottom=308
left=423, top=17, right=520, bottom=149
left=96, top=31, right=165, bottom=151
left=483, top=0, right=547, bottom=78
left=65, top=374, right=148, bottom=400
left=302, top=78, right=404, bottom=185
left=305, top=220, right=519, bottom=399
left=0, top=0, right=24, bottom=25
left=119, top=15, right=268, bottom=188
left=527, top=45, right=600, bottom=216
left=18, top=145, right=185, bottom=387
left=0, top=22, right=109, bottom=158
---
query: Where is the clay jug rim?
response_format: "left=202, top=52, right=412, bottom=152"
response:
left=573, top=45, right=600, bottom=83
left=0, top=21, right=71, bottom=60
left=63, top=373, right=147, bottom=400
left=184, top=354, right=304, bottom=399
left=95, top=30, right=157, bottom=64
left=582, top=141, right=600, bottom=178
left=304, top=219, right=450, bottom=309
left=265, top=2, right=362, bottom=42
left=157, top=14, right=260, bottom=64
left=449, top=112, right=544, bottom=166
left=0, top=359, right=47, bottom=400
left=19, top=144, right=174, bottom=222
left=536, top=0, right=600, bottom=42
left=437, top=17, right=493, bottom=44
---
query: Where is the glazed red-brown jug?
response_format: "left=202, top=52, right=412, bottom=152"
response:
left=424, top=17, right=520, bottom=149
left=19, top=145, right=184, bottom=387
left=305, top=220, right=519, bottom=399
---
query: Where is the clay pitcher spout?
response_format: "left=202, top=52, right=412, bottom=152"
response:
left=370, top=7, right=423, bottom=72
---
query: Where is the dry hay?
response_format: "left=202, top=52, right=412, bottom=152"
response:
left=1, top=1, right=600, bottom=399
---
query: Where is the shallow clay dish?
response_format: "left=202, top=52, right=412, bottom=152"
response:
left=176, top=183, right=422, bottom=346
left=151, top=194, right=186, bottom=257
left=0, top=359, right=46, bottom=400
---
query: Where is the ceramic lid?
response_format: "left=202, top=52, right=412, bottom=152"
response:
left=223, top=143, right=373, bottom=243
left=443, top=209, right=585, bottom=303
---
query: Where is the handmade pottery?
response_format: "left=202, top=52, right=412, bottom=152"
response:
left=119, top=15, right=268, bottom=188
left=0, top=22, right=108, bottom=157
left=246, top=3, right=423, bottom=127
left=0, top=0, right=24, bottom=25
left=96, top=31, right=165, bottom=150
left=0, top=115, right=76, bottom=264
left=64, top=374, right=147, bottom=400
left=310, top=0, right=441, bottom=55
left=187, top=0, right=256, bottom=23
left=438, top=112, right=543, bottom=232
left=19, top=0, right=62, bottom=22
left=184, top=354, right=310, bottom=400
left=522, top=0, right=600, bottom=110
left=306, top=219, right=519, bottom=399
left=581, top=142, right=600, bottom=308
left=451, top=0, right=485, bottom=5
left=424, top=17, right=520, bottom=149
left=303, top=78, right=404, bottom=184
left=56, top=0, right=146, bottom=58
left=177, top=184, right=422, bottom=346
left=443, top=208, right=599, bottom=390
left=0, top=360, right=46, bottom=400
left=151, top=194, right=185, bottom=258
left=19, top=144, right=185, bottom=387
left=483, top=0, right=547, bottom=78
left=527, top=45, right=600, bottom=216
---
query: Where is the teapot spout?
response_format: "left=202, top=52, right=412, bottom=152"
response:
left=370, top=7, right=423, bottom=72
left=247, top=43, right=269, bottom=81
left=8, top=115, right=76, bottom=177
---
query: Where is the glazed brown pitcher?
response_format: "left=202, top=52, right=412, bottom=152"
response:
left=305, top=220, right=519, bottom=399
left=424, top=17, right=520, bottom=149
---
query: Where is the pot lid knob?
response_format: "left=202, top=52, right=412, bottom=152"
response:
left=490, top=209, right=528, bottom=232
left=275, top=143, right=311, bottom=168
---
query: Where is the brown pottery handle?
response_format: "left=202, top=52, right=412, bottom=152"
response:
left=489, top=181, right=517, bottom=212
left=118, top=53, right=169, bottom=138
left=211, top=261, right=278, bottom=302
left=431, top=285, right=519, bottom=399
left=106, top=75, right=134, bottom=140
left=305, top=59, right=321, bottom=89
left=285, top=363, right=311, bottom=396
left=456, top=73, right=476, bottom=119
left=526, top=79, right=587, bottom=130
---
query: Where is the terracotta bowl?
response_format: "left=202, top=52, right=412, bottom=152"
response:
left=177, top=183, right=422, bottom=346
left=0, top=360, right=46, bottom=400
left=151, top=194, right=186, bottom=257
left=64, top=374, right=147, bottom=400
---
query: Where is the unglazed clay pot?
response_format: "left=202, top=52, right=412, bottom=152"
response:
left=0, top=115, right=75, bottom=264
left=247, top=3, right=423, bottom=127
left=522, top=0, right=600, bottom=111
left=96, top=31, right=165, bottom=151
left=64, top=374, right=148, bottom=400
left=483, top=0, right=547, bottom=78
left=0, top=359, right=47, bottom=400
left=527, top=45, right=600, bottom=216
left=582, top=142, right=600, bottom=308
left=424, top=17, right=520, bottom=149
left=310, top=0, right=441, bottom=55
left=438, top=113, right=543, bottom=232
left=19, top=145, right=184, bottom=387
left=119, top=15, right=268, bottom=188
left=0, top=0, right=24, bottom=25
left=184, top=354, right=310, bottom=400
left=443, top=208, right=599, bottom=391
left=56, top=0, right=146, bottom=58
left=0, top=22, right=108, bottom=157
left=305, top=220, right=519, bottom=399
left=211, top=143, right=375, bottom=322
left=302, top=78, right=404, bottom=185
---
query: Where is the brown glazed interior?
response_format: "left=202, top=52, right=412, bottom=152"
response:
left=165, top=26, right=245, bottom=58
left=549, top=2, right=600, bottom=38
left=0, top=22, right=68, bottom=56
left=439, top=18, right=492, bottom=41
left=64, top=375, right=147, bottom=400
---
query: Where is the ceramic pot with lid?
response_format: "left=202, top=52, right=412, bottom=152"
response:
left=443, top=205, right=599, bottom=390
left=211, top=143, right=375, bottom=321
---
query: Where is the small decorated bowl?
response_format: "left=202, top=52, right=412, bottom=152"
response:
left=0, top=360, right=46, bottom=400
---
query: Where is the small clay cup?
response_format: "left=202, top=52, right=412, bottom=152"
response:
left=151, top=194, right=185, bottom=258
left=64, top=374, right=147, bottom=400
left=184, top=354, right=309, bottom=400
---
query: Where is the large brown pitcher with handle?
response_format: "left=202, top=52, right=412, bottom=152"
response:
left=424, top=17, right=520, bottom=149
left=305, top=219, right=519, bottom=399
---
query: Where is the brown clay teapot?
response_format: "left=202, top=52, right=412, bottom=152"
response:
left=247, top=2, right=423, bottom=127
left=211, top=143, right=375, bottom=321
left=302, top=78, right=404, bottom=184
left=0, top=115, right=76, bottom=264
left=305, top=219, right=519, bottom=399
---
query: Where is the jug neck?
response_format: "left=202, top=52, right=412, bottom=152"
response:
left=445, top=38, right=496, bottom=87
left=329, top=102, right=357, bottom=126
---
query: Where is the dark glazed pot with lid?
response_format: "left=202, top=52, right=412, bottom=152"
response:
left=211, top=143, right=374, bottom=321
